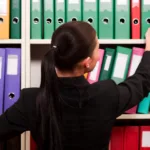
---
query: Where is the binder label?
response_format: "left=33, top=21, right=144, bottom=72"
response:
left=117, top=0, right=127, bottom=5
left=100, top=0, right=111, bottom=2
left=133, top=0, right=139, bottom=3
left=113, top=53, right=128, bottom=78
left=89, top=61, right=99, bottom=81
left=13, top=0, right=19, bottom=9
left=7, top=55, right=18, bottom=75
left=85, top=0, right=96, bottom=2
left=104, top=55, right=111, bottom=71
left=69, top=0, right=79, bottom=4
left=129, top=55, right=142, bottom=76
left=0, top=57, right=2, bottom=79
left=144, top=0, right=150, bottom=5
left=58, top=0, right=64, bottom=2
left=0, top=0, right=7, bottom=15
left=33, top=0, right=39, bottom=2
left=142, top=131, right=150, bottom=147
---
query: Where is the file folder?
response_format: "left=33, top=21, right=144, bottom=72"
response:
left=44, top=0, right=54, bottom=39
left=30, top=136, right=37, bottom=150
left=87, top=49, right=104, bottom=84
left=131, top=0, right=140, bottom=39
left=83, top=0, right=98, bottom=34
left=124, top=126, right=139, bottom=150
left=10, top=0, right=21, bottom=39
left=140, top=126, right=150, bottom=150
left=66, top=0, right=82, bottom=22
left=4, top=48, right=21, bottom=111
left=126, top=47, right=144, bottom=114
left=30, top=0, right=42, bottom=39
left=141, top=0, right=150, bottom=39
left=0, top=0, right=10, bottom=39
left=111, top=127, right=124, bottom=150
left=115, top=0, right=130, bottom=39
left=99, top=48, right=115, bottom=81
left=111, top=46, right=132, bottom=84
left=99, top=0, right=114, bottom=39
left=55, top=0, right=66, bottom=29
left=0, top=49, right=6, bottom=115
left=137, top=93, right=150, bottom=114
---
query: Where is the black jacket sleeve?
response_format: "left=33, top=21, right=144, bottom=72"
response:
left=0, top=89, right=29, bottom=141
left=114, top=51, right=150, bottom=117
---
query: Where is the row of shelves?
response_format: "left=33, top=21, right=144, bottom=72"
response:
left=0, top=39, right=146, bottom=44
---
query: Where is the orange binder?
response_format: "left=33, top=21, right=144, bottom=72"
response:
left=0, top=0, right=10, bottom=39
left=131, top=0, right=140, bottom=39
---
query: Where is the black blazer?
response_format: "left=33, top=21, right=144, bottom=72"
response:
left=1, top=52, right=150, bottom=150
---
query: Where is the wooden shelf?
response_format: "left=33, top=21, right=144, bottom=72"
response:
left=30, top=39, right=145, bottom=45
left=0, top=39, right=22, bottom=44
left=117, top=114, right=150, bottom=120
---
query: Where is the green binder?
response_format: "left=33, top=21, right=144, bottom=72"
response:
left=111, top=46, right=132, bottom=84
left=99, top=0, right=114, bottom=39
left=66, top=0, right=82, bottom=22
left=137, top=93, right=150, bottom=114
left=30, top=0, right=42, bottom=39
left=44, top=0, right=54, bottom=39
left=82, top=0, right=98, bottom=34
left=10, top=0, right=21, bottom=39
left=141, top=0, right=150, bottom=39
left=115, top=0, right=130, bottom=39
left=55, top=0, right=66, bottom=29
left=99, top=48, right=116, bottom=81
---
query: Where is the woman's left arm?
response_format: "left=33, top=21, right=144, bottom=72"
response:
left=0, top=89, right=29, bottom=141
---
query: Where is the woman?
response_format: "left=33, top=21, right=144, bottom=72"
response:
left=0, top=21, right=150, bottom=150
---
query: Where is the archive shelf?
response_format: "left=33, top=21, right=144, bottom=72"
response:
left=118, top=114, right=150, bottom=120
left=0, top=39, right=22, bottom=44
left=30, top=39, right=146, bottom=45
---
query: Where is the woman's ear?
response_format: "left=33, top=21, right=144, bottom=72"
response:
left=83, top=57, right=92, bottom=69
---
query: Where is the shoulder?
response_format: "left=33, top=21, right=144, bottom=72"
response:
left=20, top=87, right=40, bottom=106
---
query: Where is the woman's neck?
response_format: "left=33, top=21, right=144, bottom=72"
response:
left=55, top=67, right=85, bottom=78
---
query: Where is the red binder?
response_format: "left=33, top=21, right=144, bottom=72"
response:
left=131, top=0, right=140, bottom=39
left=110, top=127, right=124, bottom=150
left=140, top=126, right=150, bottom=150
left=30, top=136, right=37, bottom=150
left=124, top=126, right=139, bottom=150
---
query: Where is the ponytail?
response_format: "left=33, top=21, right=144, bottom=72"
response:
left=36, top=45, right=62, bottom=150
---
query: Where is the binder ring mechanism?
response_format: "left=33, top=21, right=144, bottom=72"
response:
left=33, top=17, right=39, bottom=24
left=146, top=18, right=150, bottom=24
left=72, top=17, right=77, bottom=21
left=13, top=17, right=19, bottom=24
left=58, top=18, right=64, bottom=24
left=103, top=18, right=109, bottom=24
left=120, top=18, right=126, bottom=24
left=46, top=18, right=52, bottom=24
left=88, top=18, right=93, bottom=24
left=8, top=92, right=15, bottom=99
left=0, top=18, right=4, bottom=24
left=133, top=18, right=139, bottom=25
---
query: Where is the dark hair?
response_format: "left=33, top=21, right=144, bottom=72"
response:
left=36, top=21, right=97, bottom=150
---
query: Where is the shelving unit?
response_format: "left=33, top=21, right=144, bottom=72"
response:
left=18, top=0, right=150, bottom=149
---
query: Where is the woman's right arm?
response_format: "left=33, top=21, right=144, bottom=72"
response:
left=114, top=28, right=150, bottom=117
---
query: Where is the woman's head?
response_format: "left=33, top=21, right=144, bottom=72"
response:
left=51, top=21, right=99, bottom=75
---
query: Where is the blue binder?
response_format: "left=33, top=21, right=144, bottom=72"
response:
left=4, top=48, right=21, bottom=111
left=0, top=48, right=6, bottom=114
